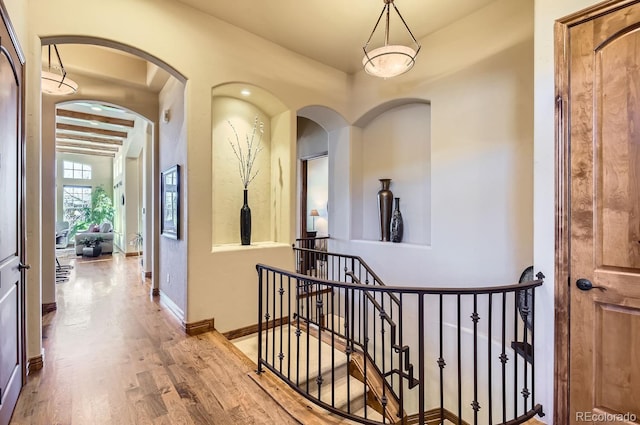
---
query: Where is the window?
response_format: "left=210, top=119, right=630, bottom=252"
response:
left=62, top=186, right=92, bottom=226
left=63, top=161, right=92, bottom=179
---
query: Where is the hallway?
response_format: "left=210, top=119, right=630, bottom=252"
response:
left=9, top=255, right=300, bottom=425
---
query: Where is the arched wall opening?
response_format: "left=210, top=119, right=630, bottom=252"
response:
left=352, top=99, right=432, bottom=246
left=211, top=82, right=290, bottom=247
left=296, top=105, right=348, bottom=243
left=36, top=36, right=187, bottom=355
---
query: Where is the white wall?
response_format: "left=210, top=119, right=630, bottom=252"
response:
left=533, top=0, right=603, bottom=422
left=211, top=97, right=272, bottom=245
left=159, top=77, right=187, bottom=316
left=125, top=157, right=140, bottom=252
left=336, top=0, right=534, bottom=287
left=297, top=117, right=328, bottom=159
left=306, top=156, right=328, bottom=235
left=354, top=103, right=431, bottom=245
left=335, top=1, right=536, bottom=420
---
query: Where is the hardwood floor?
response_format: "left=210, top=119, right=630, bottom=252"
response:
left=10, top=254, right=300, bottom=425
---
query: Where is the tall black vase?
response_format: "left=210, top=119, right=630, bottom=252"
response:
left=390, top=197, right=404, bottom=243
left=240, top=189, right=251, bottom=245
left=377, top=179, right=393, bottom=241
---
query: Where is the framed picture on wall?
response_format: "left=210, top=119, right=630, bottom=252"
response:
left=161, top=164, right=180, bottom=239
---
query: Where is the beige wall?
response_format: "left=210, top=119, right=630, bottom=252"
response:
left=125, top=157, right=140, bottom=252
left=212, top=97, right=272, bottom=245
left=159, top=77, right=187, bottom=316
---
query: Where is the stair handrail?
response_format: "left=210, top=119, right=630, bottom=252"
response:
left=256, top=261, right=545, bottom=425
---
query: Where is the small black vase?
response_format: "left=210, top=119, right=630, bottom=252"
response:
left=390, top=197, right=404, bottom=243
left=240, top=189, right=251, bottom=245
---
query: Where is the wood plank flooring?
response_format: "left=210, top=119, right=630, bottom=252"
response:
left=9, top=254, right=549, bottom=425
left=9, top=254, right=300, bottom=425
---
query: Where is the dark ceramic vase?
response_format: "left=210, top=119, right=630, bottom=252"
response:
left=390, top=197, right=404, bottom=243
left=240, top=189, right=251, bottom=245
left=377, top=179, right=393, bottom=242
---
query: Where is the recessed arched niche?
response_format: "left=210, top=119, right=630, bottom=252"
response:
left=211, top=83, right=291, bottom=247
left=352, top=101, right=432, bottom=246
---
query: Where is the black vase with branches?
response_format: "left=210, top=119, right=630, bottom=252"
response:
left=227, top=116, right=264, bottom=245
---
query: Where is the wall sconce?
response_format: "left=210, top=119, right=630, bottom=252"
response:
left=162, top=109, right=171, bottom=123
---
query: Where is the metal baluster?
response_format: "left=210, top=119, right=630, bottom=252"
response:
left=457, top=294, right=462, bottom=425
left=472, top=294, right=479, bottom=425
left=439, top=294, right=444, bottom=424
left=513, top=290, right=518, bottom=418
left=316, top=283, right=324, bottom=401
left=264, top=270, right=270, bottom=369
left=306, top=278, right=311, bottom=394
left=344, top=287, right=351, bottom=413
left=296, top=277, right=301, bottom=387
left=272, top=270, right=277, bottom=368
left=363, top=288, right=369, bottom=420
left=288, top=276, right=292, bottom=380
left=279, top=273, right=284, bottom=374
left=488, top=293, right=493, bottom=425
left=418, top=293, right=425, bottom=425
left=522, top=287, right=529, bottom=416
left=531, top=287, right=536, bottom=412
left=331, top=283, right=336, bottom=408
left=381, top=295, right=387, bottom=423
left=501, top=292, right=507, bottom=423
left=257, top=267, right=264, bottom=374
left=399, top=293, right=405, bottom=421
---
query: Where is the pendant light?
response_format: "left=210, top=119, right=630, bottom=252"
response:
left=41, top=45, right=78, bottom=95
left=362, top=0, right=421, bottom=78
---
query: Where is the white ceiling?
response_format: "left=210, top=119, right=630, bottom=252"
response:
left=175, top=0, right=497, bottom=73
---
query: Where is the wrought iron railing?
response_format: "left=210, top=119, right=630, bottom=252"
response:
left=256, top=246, right=544, bottom=425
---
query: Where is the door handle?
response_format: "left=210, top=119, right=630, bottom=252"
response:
left=18, top=262, right=31, bottom=271
left=576, top=278, right=606, bottom=291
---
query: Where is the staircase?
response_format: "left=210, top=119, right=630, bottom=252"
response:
left=248, top=244, right=545, bottom=425
left=233, top=322, right=386, bottom=423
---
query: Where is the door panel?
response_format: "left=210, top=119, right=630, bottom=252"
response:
left=595, top=303, right=640, bottom=415
left=0, top=5, right=25, bottom=425
left=597, top=26, right=640, bottom=270
left=568, top=2, right=640, bottom=423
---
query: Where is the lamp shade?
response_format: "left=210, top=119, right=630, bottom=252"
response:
left=310, top=209, right=320, bottom=217
left=362, top=45, right=417, bottom=78
left=362, top=0, right=421, bottom=79
left=41, top=70, right=78, bottom=95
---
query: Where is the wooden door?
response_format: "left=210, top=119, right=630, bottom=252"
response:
left=0, top=4, right=25, bottom=425
left=559, top=1, right=640, bottom=423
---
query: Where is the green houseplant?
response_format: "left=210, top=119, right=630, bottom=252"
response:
left=70, top=186, right=115, bottom=238
left=78, top=236, right=104, bottom=257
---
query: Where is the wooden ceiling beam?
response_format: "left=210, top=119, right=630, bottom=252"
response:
left=56, top=132, right=123, bottom=146
left=56, top=109, right=135, bottom=127
left=56, top=123, right=128, bottom=138
left=56, top=147, right=115, bottom=158
left=56, top=141, right=119, bottom=152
